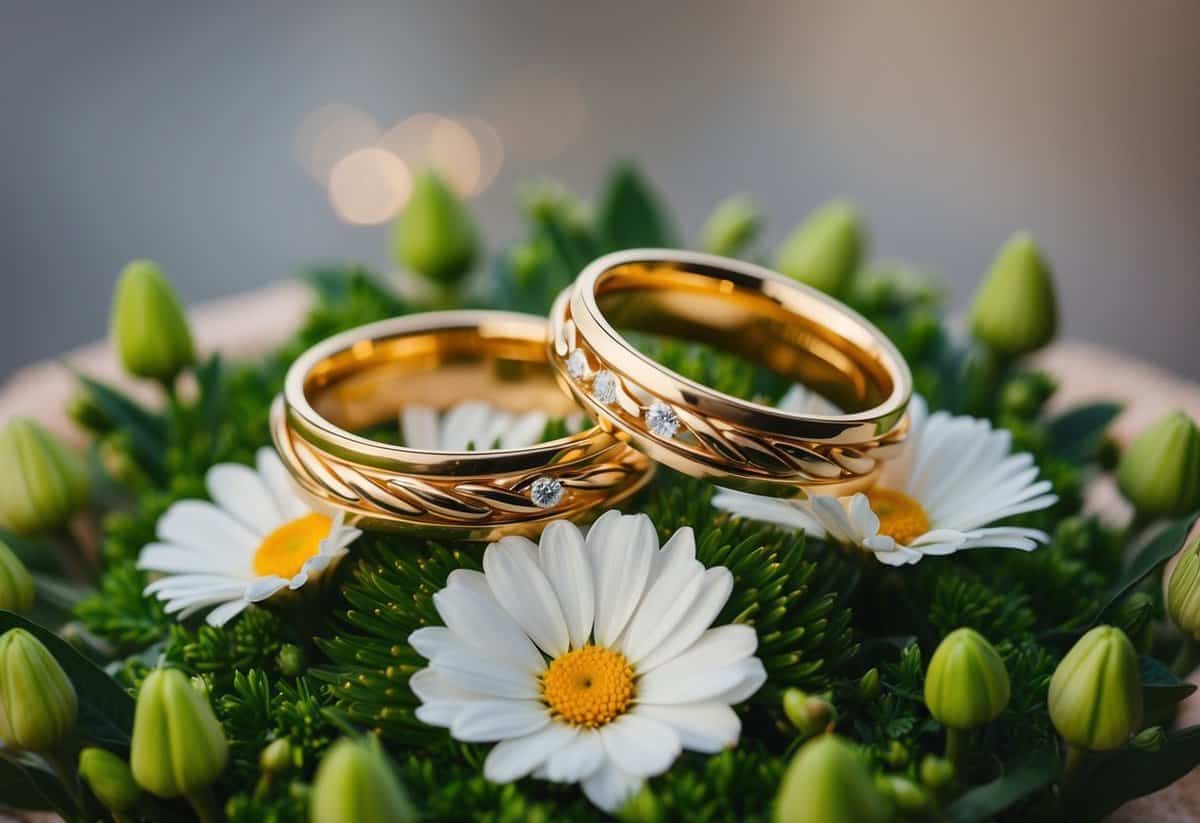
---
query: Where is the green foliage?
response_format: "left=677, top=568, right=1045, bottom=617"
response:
left=48, top=164, right=1200, bottom=821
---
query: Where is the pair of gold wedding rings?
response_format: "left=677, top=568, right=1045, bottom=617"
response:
left=270, top=249, right=912, bottom=539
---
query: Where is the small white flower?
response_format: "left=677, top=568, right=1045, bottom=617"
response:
left=402, top=402, right=583, bottom=451
left=408, top=511, right=766, bottom=813
left=137, top=448, right=362, bottom=627
left=714, top=395, right=1058, bottom=566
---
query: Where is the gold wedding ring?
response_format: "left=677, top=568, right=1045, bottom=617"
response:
left=272, top=311, right=653, bottom=537
left=549, top=249, right=912, bottom=496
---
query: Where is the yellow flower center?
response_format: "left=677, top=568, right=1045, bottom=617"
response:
left=252, top=513, right=332, bottom=579
left=541, top=645, right=635, bottom=728
left=865, top=488, right=931, bottom=545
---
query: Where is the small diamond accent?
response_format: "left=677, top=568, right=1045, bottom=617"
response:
left=646, top=402, right=680, bottom=438
left=530, top=476, right=564, bottom=508
left=592, top=371, right=619, bottom=404
left=566, top=349, right=589, bottom=380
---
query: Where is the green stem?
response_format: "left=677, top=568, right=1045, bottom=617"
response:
left=1172, top=638, right=1200, bottom=677
left=944, top=727, right=967, bottom=773
left=1063, top=744, right=1088, bottom=778
left=186, top=788, right=222, bottom=823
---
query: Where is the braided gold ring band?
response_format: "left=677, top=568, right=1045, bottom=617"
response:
left=549, top=250, right=912, bottom=496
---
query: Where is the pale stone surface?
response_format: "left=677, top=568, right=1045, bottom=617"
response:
left=2, top=286, right=1200, bottom=822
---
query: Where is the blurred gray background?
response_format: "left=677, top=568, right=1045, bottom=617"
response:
left=2, top=1, right=1197, bottom=380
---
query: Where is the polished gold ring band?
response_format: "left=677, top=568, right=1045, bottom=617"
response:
left=549, top=249, right=912, bottom=495
left=272, top=311, right=654, bottom=537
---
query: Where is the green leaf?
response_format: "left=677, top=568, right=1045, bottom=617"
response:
left=0, top=610, right=134, bottom=751
left=947, top=749, right=1059, bottom=823
left=1094, top=512, right=1200, bottom=625
left=1065, top=726, right=1200, bottom=821
left=1140, top=655, right=1197, bottom=712
left=595, top=162, right=677, bottom=251
left=74, top=372, right=168, bottom=482
left=0, top=752, right=75, bottom=814
left=1046, top=402, right=1123, bottom=461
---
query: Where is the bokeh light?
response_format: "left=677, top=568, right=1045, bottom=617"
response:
left=327, top=147, right=411, bottom=225
left=293, top=104, right=381, bottom=182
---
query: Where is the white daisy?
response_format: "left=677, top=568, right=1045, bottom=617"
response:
left=713, top=395, right=1058, bottom=566
left=408, top=511, right=766, bottom=813
left=402, top=401, right=584, bottom=452
left=137, top=448, right=362, bottom=627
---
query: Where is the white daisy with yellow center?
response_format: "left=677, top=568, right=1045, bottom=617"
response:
left=137, top=448, right=361, bottom=626
left=408, top=511, right=766, bottom=813
left=714, top=393, right=1058, bottom=565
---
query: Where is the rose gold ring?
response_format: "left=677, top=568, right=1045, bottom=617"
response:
left=273, top=311, right=654, bottom=537
left=549, top=249, right=911, bottom=496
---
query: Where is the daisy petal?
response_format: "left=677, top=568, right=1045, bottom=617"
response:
left=244, top=577, right=289, bottom=602
left=256, top=448, right=308, bottom=520
left=408, top=627, right=458, bottom=660
left=157, top=500, right=258, bottom=558
left=483, top=723, right=579, bottom=783
left=599, top=714, right=681, bottom=778
left=581, top=761, right=643, bottom=814
left=537, top=521, right=595, bottom=650
left=619, top=554, right=705, bottom=664
left=708, top=657, right=768, bottom=704
left=138, top=545, right=244, bottom=576
left=431, top=648, right=539, bottom=700
left=501, top=411, right=550, bottom=449
left=434, top=580, right=545, bottom=674
left=205, top=599, right=249, bottom=627
left=450, top=700, right=550, bottom=742
left=205, top=463, right=283, bottom=535
left=402, top=406, right=439, bottom=450
left=711, top=489, right=825, bottom=536
left=587, top=512, right=656, bottom=647
left=636, top=567, right=734, bottom=672
left=484, top=537, right=570, bottom=657
left=638, top=625, right=759, bottom=703
left=635, top=702, right=741, bottom=753
left=542, top=732, right=606, bottom=783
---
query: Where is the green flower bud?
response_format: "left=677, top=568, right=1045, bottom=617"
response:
left=969, top=232, right=1058, bottom=357
left=1131, top=726, right=1166, bottom=752
left=783, top=688, right=837, bottom=739
left=775, top=200, right=864, bottom=296
left=924, top=628, right=1010, bottom=729
left=1049, top=625, right=1143, bottom=751
left=277, top=643, right=306, bottom=677
left=1167, top=537, right=1200, bottom=639
left=1116, top=410, right=1200, bottom=517
left=919, top=754, right=955, bottom=789
left=702, top=195, right=762, bottom=257
left=310, top=736, right=415, bottom=823
left=0, top=418, right=90, bottom=535
left=79, top=747, right=141, bottom=813
left=856, top=668, right=881, bottom=702
left=999, top=372, right=1056, bottom=419
left=883, top=740, right=909, bottom=769
left=131, top=668, right=229, bottom=798
left=774, top=735, right=889, bottom=823
left=0, top=540, right=34, bottom=613
left=110, top=260, right=196, bottom=382
left=874, top=774, right=931, bottom=813
left=0, top=628, right=78, bottom=751
left=392, top=171, right=479, bottom=288
left=66, top=389, right=112, bottom=434
left=261, top=737, right=294, bottom=775
left=619, top=785, right=664, bottom=823
left=1113, top=591, right=1154, bottom=650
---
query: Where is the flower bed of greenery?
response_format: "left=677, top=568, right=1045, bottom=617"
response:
left=1, top=164, right=1199, bottom=822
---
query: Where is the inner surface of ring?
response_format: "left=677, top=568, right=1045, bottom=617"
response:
left=594, top=261, right=896, bottom=413
left=304, top=327, right=579, bottom=435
